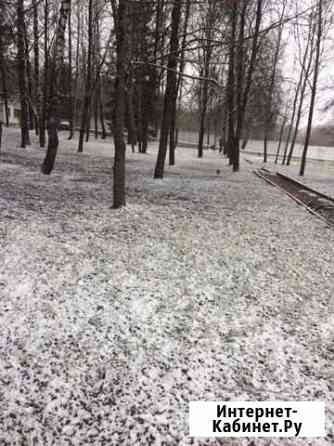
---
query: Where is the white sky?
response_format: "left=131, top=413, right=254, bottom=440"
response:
left=280, top=0, right=334, bottom=127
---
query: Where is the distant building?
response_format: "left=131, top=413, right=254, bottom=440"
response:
left=0, top=99, right=21, bottom=125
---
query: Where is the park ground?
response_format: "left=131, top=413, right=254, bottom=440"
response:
left=0, top=128, right=334, bottom=445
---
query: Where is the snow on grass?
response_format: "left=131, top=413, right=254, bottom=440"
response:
left=0, top=130, right=334, bottom=445
left=249, top=154, right=334, bottom=198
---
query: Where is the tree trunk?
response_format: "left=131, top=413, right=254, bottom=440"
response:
left=198, top=0, right=215, bottom=158
left=169, top=99, right=177, bottom=165
left=236, top=0, right=263, bottom=170
left=68, top=4, right=74, bottom=139
left=40, top=0, right=49, bottom=148
left=287, top=24, right=315, bottom=165
left=78, top=0, right=93, bottom=153
left=234, top=0, right=247, bottom=172
left=126, top=87, right=137, bottom=152
left=99, top=77, right=106, bottom=139
left=275, top=116, right=287, bottom=164
left=152, top=0, right=166, bottom=135
left=226, top=2, right=237, bottom=165
left=113, top=0, right=128, bottom=208
left=24, top=25, right=35, bottom=131
left=94, top=89, right=98, bottom=139
left=73, top=1, right=81, bottom=136
left=0, top=33, right=9, bottom=126
left=263, top=4, right=285, bottom=162
left=174, top=0, right=191, bottom=161
left=17, top=0, right=30, bottom=148
left=281, top=82, right=301, bottom=165
left=125, top=5, right=137, bottom=152
left=41, top=0, right=71, bottom=174
left=154, top=0, right=182, bottom=178
left=198, top=77, right=209, bottom=158
left=300, top=0, right=322, bottom=177
left=33, top=0, right=40, bottom=135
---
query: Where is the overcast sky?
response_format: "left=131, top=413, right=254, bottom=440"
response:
left=281, top=1, right=334, bottom=127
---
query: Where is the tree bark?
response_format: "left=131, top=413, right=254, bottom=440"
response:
left=174, top=0, right=191, bottom=160
left=235, top=0, right=263, bottom=171
left=33, top=0, right=40, bottom=135
left=41, top=0, right=71, bottom=174
left=99, top=77, right=106, bottom=138
left=0, top=33, right=9, bottom=126
left=78, top=0, right=93, bottom=153
left=40, top=0, right=49, bottom=148
left=68, top=4, right=74, bottom=139
left=113, top=0, right=128, bottom=208
left=73, top=1, right=81, bottom=136
left=275, top=116, right=287, bottom=164
left=198, top=0, right=215, bottom=159
left=24, top=24, right=35, bottom=131
left=154, top=0, right=182, bottom=178
left=234, top=0, right=247, bottom=172
left=300, top=0, right=322, bottom=176
left=226, top=2, right=237, bottom=166
left=263, top=7, right=285, bottom=163
left=287, top=23, right=315, bottom=165
left=17, top=0, right=30, bottom=147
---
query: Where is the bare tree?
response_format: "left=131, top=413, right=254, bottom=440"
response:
left=40, top=0, right=49, bottom=148
left=197, top=0, right=217, bottom=159
left=0, top=29, right=9, bottom=127
left=154, top=0, right=182, bottom=179
left=263, top=2, right=286, bottom=162
left=17, top=0, right=30, bottom=148
left=78, top=0, right=93, bottom=152
left=41, top=0, right=71, bottom=174
left=112, top=0, right=128, bottom=208
left=300, top=0, right=323, bottom=176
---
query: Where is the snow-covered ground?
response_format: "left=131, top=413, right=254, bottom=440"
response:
left=1, top=128, right=334, bottom=445
left=260, top=158, right=334, bottom=199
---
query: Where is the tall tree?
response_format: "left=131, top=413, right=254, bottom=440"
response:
left=154, top=0, right=182, bottom=179
left=0, top=31, right=9, bottom=127
left=33, top=0, right=40, bottom=136
left=287, top=19, right=315, bottom=165
left=235, top=0, right=263, bottom=171
left=197, top=0, right=217, bottom=158
left=226, top=1, right=237, bottom=167
left=263, top=3, right=286, bottom=162
left=78, top=0, right=93, bottom=152
left=41, top=0, right=71, bottom=174
left=17, top=0, right=30, bottom=147
left=40, top=0, right=49, bottom=148
left=300, top=0, right=323, bottom=176
left=68, top=2, right=74, bottom=139
left=112, top=0, right=128, bottom=208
